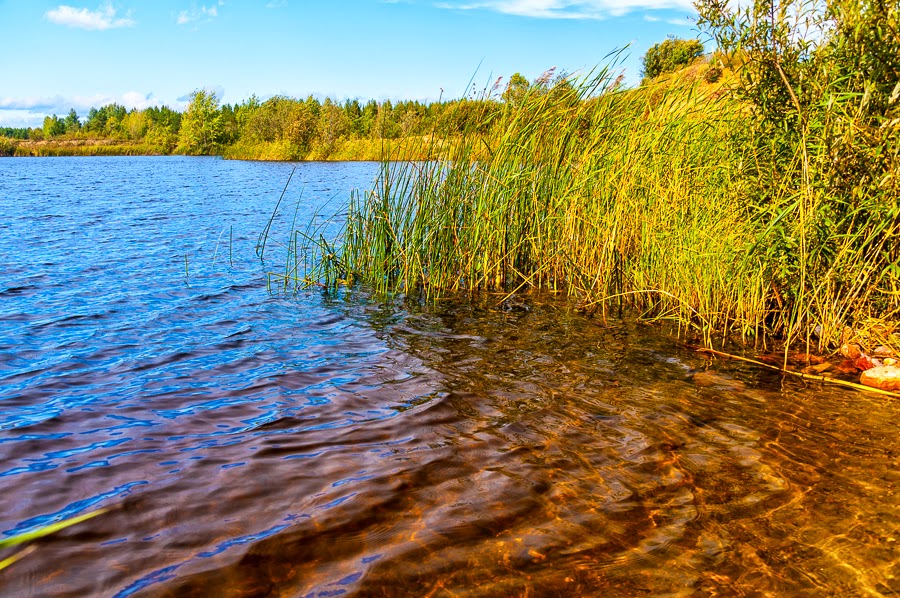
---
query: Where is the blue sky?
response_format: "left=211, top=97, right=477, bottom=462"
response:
left=0, top=0, right=700, bottom=128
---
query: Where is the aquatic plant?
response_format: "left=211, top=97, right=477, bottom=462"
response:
left=278, top=65, right=762, bottom=346
left=0, top=510, right=105, bottom=572
left=271, top=0, right=900, bottom=353
left=280, top=31, right=897, bottom=351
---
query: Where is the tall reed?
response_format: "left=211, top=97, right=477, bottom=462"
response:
left=282, top=57, right=898, bottom=351
left=282, top=68, right=766, bottom=345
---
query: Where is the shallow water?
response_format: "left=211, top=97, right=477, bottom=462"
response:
left=0, top=157, right=897, bottom=597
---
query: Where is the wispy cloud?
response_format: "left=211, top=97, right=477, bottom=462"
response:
left=644, top=13, right=693, bottom=25
left=176, top=3, right=222, bottom=25
left=265, top=0, right=288, bottom=7
left=45, top=3, right=135, bottom=30
left=0, top=92, right=170, bottom=120
left=434, top=0, right=695, bottom=19
left=0, top=91, right=192, bottom=127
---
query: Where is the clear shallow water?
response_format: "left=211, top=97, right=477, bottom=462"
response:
left=0, top=156, right=898, bottom=597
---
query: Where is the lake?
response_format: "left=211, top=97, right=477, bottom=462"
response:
left=0, top=156, right=897, bottom=596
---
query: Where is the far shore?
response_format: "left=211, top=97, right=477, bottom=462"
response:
left=1, top=136, right=451, bottom=161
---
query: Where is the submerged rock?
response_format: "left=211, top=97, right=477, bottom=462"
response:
left=835, top=359, right=861, bottom=375
left=691, top=370, right=746, bottom=390
left=789, top=352, right=825, bottom=365
left=802, top=362, right=833, bottom=375
left=860, top=366, right=900, bottom=391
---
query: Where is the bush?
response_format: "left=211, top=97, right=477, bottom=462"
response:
left=642, top=37, right=704, bottom=81
left=0, top=137, right=16, bottom=156
left=696, top=0, right=900, bottom=345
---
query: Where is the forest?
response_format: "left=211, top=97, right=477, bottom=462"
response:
left=0, top=70, right=557, bottom=160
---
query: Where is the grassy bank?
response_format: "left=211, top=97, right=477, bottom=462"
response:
left=222, top=136, right=456, bottom=161
left=0, top=136, right=452, bottom=161
left=281, top=55, right=898, bottom=352
left=6, top=139, right=163, bottom=157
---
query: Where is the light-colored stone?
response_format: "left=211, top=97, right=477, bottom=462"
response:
left=840, top=343, right=862, bottom=359
left=873, top=345, right=896, bottom=358
left=860, top=366, right=900, bottom=391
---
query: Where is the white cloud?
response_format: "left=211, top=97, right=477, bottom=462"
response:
left=434, top=0, right=695, bottom=19
left=0, top=92, right=176, bottom=127
left=45, top=3, right=135, bottom=30
left=176, top=5, right=220, bottom=25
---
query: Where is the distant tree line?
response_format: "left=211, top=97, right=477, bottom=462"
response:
left=0, top=70, right=581, bottom=158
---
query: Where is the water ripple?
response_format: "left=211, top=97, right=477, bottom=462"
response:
left=0, top=158, right=897, bottom=597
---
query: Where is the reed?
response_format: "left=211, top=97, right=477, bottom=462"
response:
left=221, top=136, right=457, bottom=162
left=275, top=69, right=754, bottom=343
left=0, top=509, right=105, bottom=572
left=279, top=57, right=898, bottom=351
left=11, top=141, right=161, bottom=157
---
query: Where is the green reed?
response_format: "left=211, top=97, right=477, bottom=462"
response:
left=275, top=69, right=754, bottom=343
left=0, top=509, right=105, bottom=572
left=280, top=60, right=898, bottom=350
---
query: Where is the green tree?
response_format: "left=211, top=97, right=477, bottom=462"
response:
left=373, top=100, right=401, bottom=139
left=42, top=115, right=65, bottom=138
left=641, top=37, right=704, bottom=81
left=353, top=100, right=378, bottom=138
left=84, top=107, right=106, bottom=133
left=177, top=89, right=223, bottom=155
left=122, top=110, right=149, bottom=140
left=318, top=98, right=349, bottom=152
left=63, top=109, right=81, bottom=134
left=502, top=72, right=530, bottom=103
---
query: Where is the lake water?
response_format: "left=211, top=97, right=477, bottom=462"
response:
left=0, top=156, right=897, bottom=597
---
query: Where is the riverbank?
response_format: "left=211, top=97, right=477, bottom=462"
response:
left=3, top=138, right=162, bottom=157
left=1, top=136, right=452, bottom=161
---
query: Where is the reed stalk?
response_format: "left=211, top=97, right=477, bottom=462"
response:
left=281, top=57, right=898, bottom=351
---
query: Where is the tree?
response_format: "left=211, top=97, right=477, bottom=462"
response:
left=122, top=110, right=149, bottom=140
left=177, top=89, right=223, bottom=155
left=502, top=72, right=530, bottom=103
left=318, top=98, right=349, bottom=152
left=63, top=109, right=81, bottom=134
left=43, top=115, right=65, bottom=138
left=641, top=37, right=704, bottom=81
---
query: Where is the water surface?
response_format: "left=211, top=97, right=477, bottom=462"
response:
left=0, top=157, right=897, bottom=596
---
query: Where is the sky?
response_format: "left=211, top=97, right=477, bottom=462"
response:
left=0, top=0, right=701, bottom=128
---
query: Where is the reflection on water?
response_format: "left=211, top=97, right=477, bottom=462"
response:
left=0, top=157, right=898, bottom=597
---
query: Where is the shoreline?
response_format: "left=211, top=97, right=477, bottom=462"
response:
left=1, top=136, right=454, bottom=161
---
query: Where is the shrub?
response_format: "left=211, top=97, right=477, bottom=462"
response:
left=642, top=37, right=704, bottom=81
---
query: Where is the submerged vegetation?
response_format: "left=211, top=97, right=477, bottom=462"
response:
left=277, top=0, right=899, bottom=353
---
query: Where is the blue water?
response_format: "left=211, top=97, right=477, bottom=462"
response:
left=0, top=156, right=898, bottom=597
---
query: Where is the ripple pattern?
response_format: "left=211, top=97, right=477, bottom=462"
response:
left=0, top=157, right=898, bottom=597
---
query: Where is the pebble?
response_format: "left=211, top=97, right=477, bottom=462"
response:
left=873, top=345, right=896, bottom=358
left=840, top=343, right=862, bottom=359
